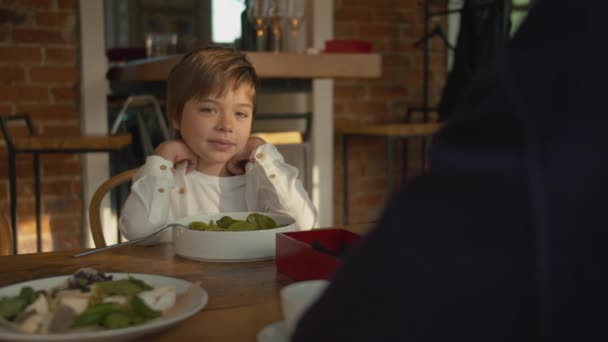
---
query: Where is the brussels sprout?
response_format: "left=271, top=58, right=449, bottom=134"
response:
left=189, top=221, right=209, bottom=231
left=227, top=221, right=257, bottom=231
left=188, top=213, right=282, bottom=231
left=246, top=213, right=278, bottom=229
left=217, top=216, right=238, bottom=229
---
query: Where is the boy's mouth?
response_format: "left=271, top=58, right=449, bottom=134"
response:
left=208, top=139, right=235, bottom=151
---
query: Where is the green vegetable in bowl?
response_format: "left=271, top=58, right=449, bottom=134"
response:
left=217, top=216, right=238, bottom=228
left=246, top=213, right=278, bottom=229
left=188, top=213, right=285, bottom=231
left=226, top=221, right=257, bottom=231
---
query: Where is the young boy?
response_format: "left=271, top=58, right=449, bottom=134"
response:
left=119, top=45, right=317, bottom=243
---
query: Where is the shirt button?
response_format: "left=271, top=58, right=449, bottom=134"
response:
left=256, top=153, right=264, bottom=159
left=179, top=188, right=185, bottom=194
left=160, top=165, right=167, bottom=170
left=158, top=187, right=165, bottom=193
left=269, top=174, right=276, bottom=179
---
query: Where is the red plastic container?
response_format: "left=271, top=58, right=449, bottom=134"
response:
left=276, top=228, right=361, bottom=281
left=324, top=40, right=373, bottom=53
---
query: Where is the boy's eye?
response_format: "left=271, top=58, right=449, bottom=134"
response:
left=199, top=107, right=215, bottom=113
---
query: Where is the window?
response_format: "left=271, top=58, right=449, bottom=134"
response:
left=212, top=0, right=245, bottom=44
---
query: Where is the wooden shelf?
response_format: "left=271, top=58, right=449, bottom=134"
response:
left=109, top=52, right=382, bottom=81
left=337, top=123, right=444, bottom=137
left=1, top=134, right=132, bottom=152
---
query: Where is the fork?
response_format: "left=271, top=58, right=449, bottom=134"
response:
left=73, top=223, right=189, bottom=257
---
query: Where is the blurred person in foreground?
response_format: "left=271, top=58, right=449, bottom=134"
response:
left=293, top=0, right=608, bottom=340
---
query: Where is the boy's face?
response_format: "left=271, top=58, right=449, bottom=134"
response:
left=174, top=83, right=254, bottom=175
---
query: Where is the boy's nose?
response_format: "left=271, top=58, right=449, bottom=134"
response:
left=216, top=114, right=234, bottom=132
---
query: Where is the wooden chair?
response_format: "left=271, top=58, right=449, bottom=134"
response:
left=0, top=113, right=132, bottom=253
left=0, top=214, right=13, bottom=255
left=89, top=168, right=138, bottom=248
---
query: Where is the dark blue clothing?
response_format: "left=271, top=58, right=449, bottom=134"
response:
left=293, top=0, right=608, bottom=340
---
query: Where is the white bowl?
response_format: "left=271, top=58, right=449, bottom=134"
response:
left=172, top=212, right=297, bottom=262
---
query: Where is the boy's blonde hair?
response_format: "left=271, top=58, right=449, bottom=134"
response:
left=166, top=45, right=259, bottom=132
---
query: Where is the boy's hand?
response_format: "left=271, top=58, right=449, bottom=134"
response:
left=153, top=139, right=198, bottom=173
left=227, top=136, right=266, bottom=175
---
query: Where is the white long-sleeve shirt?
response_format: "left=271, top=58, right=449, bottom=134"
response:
left=119, top=143, right=317, bottom=244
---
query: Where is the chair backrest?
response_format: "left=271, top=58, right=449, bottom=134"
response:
left=0, top=113, right=37, bottom=148
left=0, top=214, right=13, bottom=256
left=110, top=95, right=170, bottom=161
left=89, top=168, right=138, bottom=248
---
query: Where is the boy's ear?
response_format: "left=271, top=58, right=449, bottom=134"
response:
left=170, top=119, right=180, bottom=130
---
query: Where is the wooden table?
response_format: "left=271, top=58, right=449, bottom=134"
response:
left=0, top=243, right=290, bottom=341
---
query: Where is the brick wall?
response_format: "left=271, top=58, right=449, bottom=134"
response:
left=0, top=0, right=445, bottom=252
left=0, top=0, right=81, bottom=253
left=333, top=0, right=448, bottom=225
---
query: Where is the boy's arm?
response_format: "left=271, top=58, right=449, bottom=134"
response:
left=245, top=143, right=317, bottom=230
left=119, top=155, right=176, bottom=244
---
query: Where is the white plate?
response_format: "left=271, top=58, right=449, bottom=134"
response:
left=172, top=212, right=297, bottom=262
left=257, top=320, right=290, bottom=342
left=0, top=273, right=208, bottom=342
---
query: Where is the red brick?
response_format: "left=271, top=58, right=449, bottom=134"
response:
left=335, top=8, right=371, bottom=22
left=369, top=85, right=409, bottom=98
left=42, top=159, right=81, bottom=177
left=0, top=85, right=49, bottom=102
left=58, top=0, right=76, bottom=9
left=12, top=0, right=55, bottom=9
left=352, top=192, right=385, bottom=207
left=334, top=84, right=368, bottom=100
left=338, top=0, right=386, bottom=8
left=342, top=101, right=390, bottom=116
left=359, top=23, right=399, bottom=39
left=45, top=47, right=77, bottom=63
left=335, top=22, right=360, bottom=38
left=35, top=12, right=76, bottom=28
left=0, top=47, right=43, bottom=63
left=15, top=104, right=78, bottom=120
left=43, top=197, right=82, bottom=213
left=0, top=66, right=26, bottom=83
left=384, top=53, right=412, bottom=66
left=42, top=179, right=82, bottom=195
left=357, top=177, right=387, bottom=191
left=50, top=85, right=76, bottom=101
left=30, top=66, right=77, bottom=83
left=48, top=219, right=82, bottom=241
left=0, top=104, right=14, bottom=115
left=13, top=28, right=75, bottom=45
left=373, top=9, right=406, bottom=23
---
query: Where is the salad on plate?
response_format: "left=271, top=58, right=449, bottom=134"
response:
left=0, top=268, right=180, bottom=334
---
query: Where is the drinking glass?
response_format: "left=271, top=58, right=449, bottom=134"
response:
left=264, top=0, right=285, bottom=53
left=247, top=0, right=269, bottom=51
left=145, top=33, right=178, bottom=57
left=284, top=0, right=306, bottom=53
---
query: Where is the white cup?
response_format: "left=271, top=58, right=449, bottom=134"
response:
left=280, top=279, right=329, bottom=332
